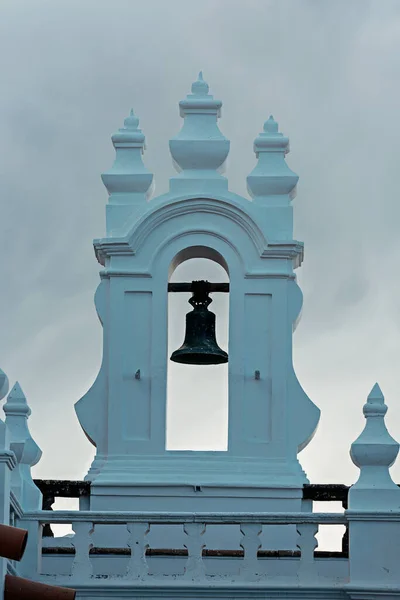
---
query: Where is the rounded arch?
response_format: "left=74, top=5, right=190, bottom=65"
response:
left=150, top=230, right=244, bottom=294
left=127, top=196, right=267, bottom=259
left=169, top=245, right=229, bottom=280
left=167, top=249, right=230, bottom=452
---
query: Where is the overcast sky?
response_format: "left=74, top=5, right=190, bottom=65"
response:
left=1, top=0, right=400, bottom=491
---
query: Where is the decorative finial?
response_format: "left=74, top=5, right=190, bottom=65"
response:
left=4, top=381, right=42, bottom=510
left=169, top=75, right=229, bottom=192
left=191, top=71, right=209, bottom=96
left=247, top=115, right=298, bottom=202
left=349, top=383, right=400, bottom=510
left=124, top=109, right=140, bottom=130
left=101, top=109, right=154, bottom=215
left=361, top=383, right=388, bottom=421
left=4, top=382, right=31, bottom=417
left=264, top=115, right=279, bottom=133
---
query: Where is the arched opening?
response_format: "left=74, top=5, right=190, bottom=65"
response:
left=166, top=251, right=229, bottom=451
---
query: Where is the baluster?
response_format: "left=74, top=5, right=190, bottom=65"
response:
left=183, top=523, right=206, bottom=581
left=240, top=523, right=262, bottom=579
left=341, top=525, right=349, bottom=556
left=71, top=521, right=94, bottom=579
left=296, top=523, right=318, bottom=581
left=42, top=492, right=55, bottom=538
left=341, top=496, right=349, bottom=557
left=126, top=522, right=150, bottom=579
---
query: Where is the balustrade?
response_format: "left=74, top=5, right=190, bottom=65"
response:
left=18, top=510, right=346, bottom=583
left=33, top=480, right=354, bottom=554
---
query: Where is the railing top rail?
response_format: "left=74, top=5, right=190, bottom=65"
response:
left=21, top=510, right=347, bottom=525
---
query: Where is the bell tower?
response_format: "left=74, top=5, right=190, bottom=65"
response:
left=75, top=74, right=320, bottom=512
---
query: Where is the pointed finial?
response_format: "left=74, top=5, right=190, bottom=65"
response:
left=124, top=109, right=140, bottom=130
left=349, top=383, right=400, bottom=510
left=247, top=115, right=298, bottom=202
left=191, top=71, right=209, bottom=96
left=264, top=115, right=279, bottom=133
left=367, top=382, right=384, bottom=401
left=112, top=109, right=144, bottom=143
left=3, top=382, right=30, bottom=417
left=3, top=381, right=42, bottom=510
left=363, top=382, right=387, bottom=416
left=101, top=109, right=154, bottom=212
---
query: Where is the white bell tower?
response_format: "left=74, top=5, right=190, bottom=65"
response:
left=75, top=74, right=320, bottom=512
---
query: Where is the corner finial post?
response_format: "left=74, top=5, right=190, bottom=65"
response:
left=348, top=384, right=400, bottom=586
left=3, top=382, right=42, bottom=510
left=349, top=382, right=400, bottom=509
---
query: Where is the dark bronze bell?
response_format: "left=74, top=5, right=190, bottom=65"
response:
left=170, top=280, right=228, bottom=365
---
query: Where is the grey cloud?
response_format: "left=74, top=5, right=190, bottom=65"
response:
left=0, top=0, right=399, bottom=484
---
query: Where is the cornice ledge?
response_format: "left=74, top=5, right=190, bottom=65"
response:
left=93, top=238, right=135, bottom=266
left=245, top=272, right=296, bottom=280
left=100, top=269, right=151, bottom=279
left=261, top=240, right=304, bottom=267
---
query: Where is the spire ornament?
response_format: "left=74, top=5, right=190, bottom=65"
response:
left=349, top=383, right=400, bottom=510
left=191, top=71, right=209, bottom=95
left=101, top=109, right=154, bottom=203
left=3, top=382, right=42, bottom=510
left=169, top=73, right=230, bottom=193
left=247, top=115, right=299, bottom=203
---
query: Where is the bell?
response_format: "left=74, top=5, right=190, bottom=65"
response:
left=170, top=280, right=228, bottom=365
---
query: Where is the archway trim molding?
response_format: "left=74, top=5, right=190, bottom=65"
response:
left=94, top=195, right=303, bottom=267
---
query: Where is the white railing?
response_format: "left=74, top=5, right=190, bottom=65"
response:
left=19, top=511, right=348, bottom=583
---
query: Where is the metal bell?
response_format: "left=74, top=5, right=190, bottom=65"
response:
left=170, top=281, right=228, bottom=365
